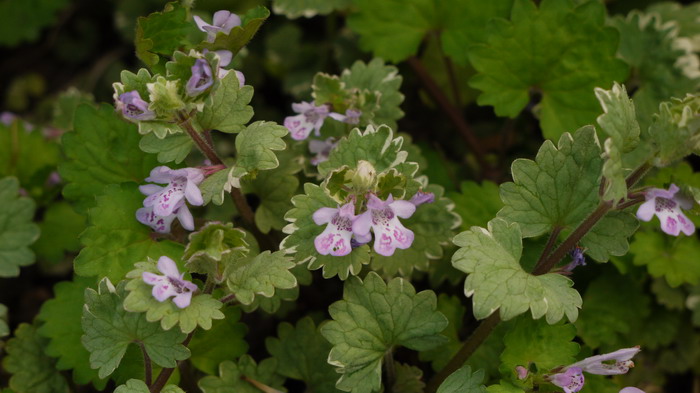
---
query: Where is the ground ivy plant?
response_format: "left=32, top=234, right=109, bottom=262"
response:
left=1, top=1, right=699, bottom=393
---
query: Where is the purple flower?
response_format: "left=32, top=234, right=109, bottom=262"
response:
left=353, top=194, right=416, bottom=256
left=284, top=102, right=330, bottom=140
left=329, top=108, right=362, bottom=125
left=619, top=388, right=645, bottom=393
left=309, top=137, right=338, bottom=165
left=136, top=166, right=204, bottom=233
left=549, top=367, right=584, bottom=393
left=194, top=10, right=241, bottom=43
left=637, top=184, right=695, bottom=236
left=186, top=59, right=214, bottom=96
left=409, top=190, right=435, bottom=206
left=313, top=203, right=357, bottom=256
left=515, top=366, right=529, bottom=380
left=569, top=346, right=640, bottom=375
left=563, top=246, right=586, bottom=272
left=142, top=256, right=197, bottom=308
left=203, top=49, right=245, bottom=87
left=116, top=91, right=156, bottom=121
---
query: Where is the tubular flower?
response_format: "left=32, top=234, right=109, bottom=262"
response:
left=283, top=102, right=330, bottom=140
left=569, top=346, right=640, bottom=375
left=313, top=203, right=357, bottom=256
left=353, top=194, right=416, bottom=256
left=548, top=367, right=584, bottom=393
left=116, top=91, right=156, bottom=121
left=142, top=256, right=197, bottom=308
left=329, top=108, right=362, bottom=125
left=619, top=388, right=645, bottom=393
left=193, top=10, right=241, bottom=43
left=308, top=137, right=338, bottom=165
left=136, top=166, right=204, bottom=233
left=409, top=190, right=435, bottom=206
left=204, top=49, right=245, bottom=87
left=186, top=59, right=214, bottom=96
left=636, top=184, right=695, bottom=236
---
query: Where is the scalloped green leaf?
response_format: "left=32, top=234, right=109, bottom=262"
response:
left=36, top=277, right=105, bottom=389
left=197, top=71, right=254, bottom=133
left=135, top=2, right=195, bottom=70
left=123, top=260, right=225, bottom=333
left=184, top=222, right=249, bottom=280
left=3, top=323, right=69, bottom=393
left=594, top=83, right=641, bottom=203
left=392, top=362, right=425, bottom=393
left=32, top=201, right=86, bottom=264
left=468, top=0, right=629, bottom=139
left=630, top=229, right=700, bottom=287
left=579, top=211, right=638, bottom=263
left=272, top=0, right=350, bottom=19
left=648, top=94, right=700, bottom=166
left=452, top=219, right=582, bottom=324
left=611, top=11, right=700, bottom=129
left=648, top=2, right=700, bottom=52
left=0, top=177, right=39, bottom=277
left=281, top=183, right=371, bottom=280
left=239, top=264, right=311, bottom=314
left=139, top=132, right=193, bottom=164
left=320, top=272, right=448, bottom=393
left=436, top=366, right=486, bottom=393
left=114, top=379, right=184, bottom=393
left=200, top=166, right=242, bottom=206
left=236, top=121, right=288, bottom=174
left=574, top=272, right=650, bottom=350
left=371, top=185, right=461, bottom=276
left=498, top=126, right=603, bottom=238
left=198, top=356, right=286, bottom=393
left=225, top=250, right=297, bottom=305
left=198, top=6, right=270, bottom=56
left=73, top=183, right=184, bottom=283
left=60, top=104, right=159, bottom=212
left=266, top=317, right=341, bottom=392
left=189, top=307, right=248, bottom=375
left=82, top=279, right=190, bottom=378
left=448, top=181, right=503, bottom=232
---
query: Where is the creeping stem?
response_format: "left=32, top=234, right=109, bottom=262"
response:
left=138, top=341, right=152, bottom=387
left=425, top=161, right=653, bottom=392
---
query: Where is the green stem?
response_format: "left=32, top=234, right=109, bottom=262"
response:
left=425, top=313, right=501, bottom=393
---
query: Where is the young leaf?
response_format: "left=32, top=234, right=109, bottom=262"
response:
left=32, top=201, right=86, bottom=264
left=236, top=121, right=288, bottom=175
left=281, top=183, right=371, bottom=280
left=500, top=316, right=579, bottom=375
left=320, top=272, right=448, bottom=393
left=648, top=94, right=700, bottom=166
left=82, top=279, right=190, bottom=378
left=0, top=177, right=39, bottom=277
left=225, top=250, right=297, bottom=305
left=3, top=323, right=69, bottom=393
left=611, top=11, right=700, bottom=129
left=73, top=183, right=184, bottom=283
left=200, top=166, right=242, bottom=206
left=239, top=265, right=311, bottom=314
left=266, top=317, right=341, bottom=392
left=197, top=6, right=271, bottom=56
left=189, top=307, right=248, bottom=375
left=198, top=356, right=286, bottom=393
left=498, top=127, right=603, bottom=238
left=36, top=277, right=106, bottom=389
left=452, top=219, right=582, bottom=323
left=135, top=2, right=195, bottom=70
left=184, top=222, right=249, bottom=280
left=468, top=0, right=629, bottom=139
left=340, top=59, right=405, bottom=129
left=647, top=2, right=700, bottom=52
left=196, top=71, right=254, bottom=134
left=272, top=0, right=350, bottom=19
left=574, top=272, right=650, bottom=350
left=630, top=230, right=700, bottom=287
left=139, top=132, right=193, bottom=164
left=123, top=260, right=225, bottom=333
left=60, top=104, right=159, bottom=212
left=436, top=366, right=486, bottom=393
left=594, top=83, right=641, bottom=203
left=114, top=379, right=184, bottom=393
left=371, top=185, right=461, bottom=276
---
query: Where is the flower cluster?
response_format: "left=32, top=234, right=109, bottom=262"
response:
left=548, top=347, right=641, bottom=393
left=136, top=166, right=205, bottom=233
left=313, top=192, right=432, bottom=257
left=283, top=102, right=361, bottom=141
left=636, top=184, right=695, bottom=236
left=142, top=256, right=197, bottom=308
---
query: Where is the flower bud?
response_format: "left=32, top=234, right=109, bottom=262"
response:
left=352, top=160, right=377, bottom=190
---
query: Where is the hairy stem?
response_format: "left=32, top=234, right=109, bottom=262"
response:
left=533, top=226, right=563, bottom=273
left=219, top=293, right=237, bottom=304
left=406, top=56, right=491, bottom=177
left=149, top=333, right=194, bottom=393
left=425, top=313, right=501, bottom=393
left=139, top=342, right=152, bottom=387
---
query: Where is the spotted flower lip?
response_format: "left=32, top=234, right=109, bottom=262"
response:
left=140, top=166, right=205, bottom=217
left=284, top=102, right=330, bottom=141
left=569, top=346, right=640, bottom=375
left=136, top=204, right=194, bottom=233
left=193, top=10, right=241, bottom=43
left=116, top=91, right=156, bottom=121
left=549, top=367, right=584, bottom=393
left=142, top=256, right=198, bottom=308
left=353, top=194, right=416, bottom=256
left=186, top=59, right=214, bottom=96
left=636, top=184, right=695, bottom=236
left=313, top=203, right=356, bottom=256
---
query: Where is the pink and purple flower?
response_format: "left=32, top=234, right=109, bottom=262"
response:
left=193, top=10, right=241, bottom=43
left=116, top=91, right=156, bottom=121
left=353, top=194, right=416, bottom=256
left=142, top=256, right=197, bottom=308
left=636, top=184, right=695, bottom=236
left=313, top=203, right=357, bottom=256
left=284, top=102, right=330, bottom=141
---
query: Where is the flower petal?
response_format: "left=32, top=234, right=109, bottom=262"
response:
left=142, top=272, right=163, bottom=285
left=157, top=256, right=180, bottom=277
left=139, top=184, right=163, bottom=196
left=389, top=200, right=416, bottom=219
left=193, top=15, right=209, bottom=31
left=352, top=212, right=373, bottom=236
left=284, top=114, right=314, bottom=140
left=152, top=283, right=177, bottom=302
left=177, top=205, right=195, bottom=231
left=635, top=199, right=655, bottom=222
left=313, top=207, right=338, bottom=225
left=173, top=291, right=193, bottom=308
